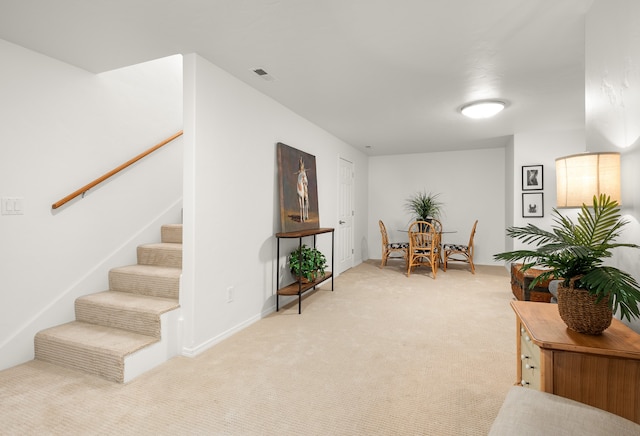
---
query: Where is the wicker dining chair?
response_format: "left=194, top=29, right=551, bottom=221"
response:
left=430, top=218, right=444, bottom=264
left=443, top=220, right=478, bottom=274
left=407, top=220, right=441, bottom=278
left=379, top=220, right=409, bottom=268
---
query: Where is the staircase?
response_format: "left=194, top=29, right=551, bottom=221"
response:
left=34, top=224, right=182, bottom=383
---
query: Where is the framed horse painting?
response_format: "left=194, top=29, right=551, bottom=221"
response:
left=277, top=142, right=320, bottom=232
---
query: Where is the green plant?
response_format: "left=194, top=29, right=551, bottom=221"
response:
left=289, top=244, right=327, bottom=282
left=494, top=194, right=640, bottom=321
left=405, top=191, right=443, bottom=222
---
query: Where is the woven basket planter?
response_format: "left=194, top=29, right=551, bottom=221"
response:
left=557, top=280, right=612, bottom=335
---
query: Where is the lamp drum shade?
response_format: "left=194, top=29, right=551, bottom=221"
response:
left=555, top=152, right=620, bottom=208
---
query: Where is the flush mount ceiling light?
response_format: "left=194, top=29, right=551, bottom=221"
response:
left=460, top=100, right=506, bottom=119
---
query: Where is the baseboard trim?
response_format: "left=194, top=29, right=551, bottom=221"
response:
left=180, top=309, right=273, bottom=358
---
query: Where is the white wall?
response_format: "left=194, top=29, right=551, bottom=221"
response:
left=504, top=137, right=515, bottom=252
left=586, top=0, right=640, bottom=331
left=367, top=129, right=585, bottom=269
left=180, top=54, right=368, bottom=355
left=509, top=129, right=585, bottom=251
left=0, top=39, right=183, bottom=370
left=367, top=147, right=506, bottom=266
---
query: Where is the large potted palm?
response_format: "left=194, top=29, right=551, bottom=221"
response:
left=494, top=194, right=640, bottom=334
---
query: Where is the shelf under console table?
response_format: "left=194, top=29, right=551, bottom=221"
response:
left=275, top=227, right=334, bottom=314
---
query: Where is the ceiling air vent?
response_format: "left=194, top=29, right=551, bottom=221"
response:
left=251, top=67, right=275, bottom=81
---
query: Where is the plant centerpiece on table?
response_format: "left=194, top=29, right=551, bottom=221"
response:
left=289, top=244, right=327, bottom=283
left=405, top=191, right=443, bottom=223
left=494, top=194, right=640, bottom=335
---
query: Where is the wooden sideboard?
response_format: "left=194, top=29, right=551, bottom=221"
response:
left=511, top=300, right=640, bottom=424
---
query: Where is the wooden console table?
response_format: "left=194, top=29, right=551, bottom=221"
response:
left=275, top=227, right=334, bottom=314
left=512, top=300, right=640, bottom=424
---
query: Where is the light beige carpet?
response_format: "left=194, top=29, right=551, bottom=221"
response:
left=0, top=260, right=515, bottom=435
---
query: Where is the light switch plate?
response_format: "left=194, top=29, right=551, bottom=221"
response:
left=1, top=197, right=24, bottom=215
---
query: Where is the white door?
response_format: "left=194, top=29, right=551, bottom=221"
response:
left=337, top=157, right=354, bottom=273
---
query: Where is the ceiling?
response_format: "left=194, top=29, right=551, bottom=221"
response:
left=0, top=0, right=594, bottom=156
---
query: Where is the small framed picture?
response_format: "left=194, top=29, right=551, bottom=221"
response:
left=522, top=165, right=543, bottom=190
left=522, top=192, right=544, bottom=218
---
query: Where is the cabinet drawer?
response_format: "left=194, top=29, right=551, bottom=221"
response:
left=519, top=326, right=541, bottom=390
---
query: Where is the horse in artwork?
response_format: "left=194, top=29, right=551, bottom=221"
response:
left=296, top=157, right=309, bottom=222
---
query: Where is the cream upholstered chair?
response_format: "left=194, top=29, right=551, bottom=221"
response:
left=379, top=220, right=408, bottom=268
left=443, top=220, right=478, bottom=274
left=407, top=220, right=441, bottom=278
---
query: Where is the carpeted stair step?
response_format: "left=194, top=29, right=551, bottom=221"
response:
left=75, top=291, right=179, bottom=338
left=34, top=321, right=158, bottom=383
left=161, top=224, right=182, bottom=244
left=109, top=264, right=181, bottom=299
left=32, top=222, right=183, bottom=383
left=137, top=243, right=182, bottom=268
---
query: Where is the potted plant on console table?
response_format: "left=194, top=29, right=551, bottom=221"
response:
left=494, top=194, right=640, bottom=335
left=289, top=244, right=327, bottom=283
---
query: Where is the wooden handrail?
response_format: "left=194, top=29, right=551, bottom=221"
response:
left=52, top=130, right=183, bottom=209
